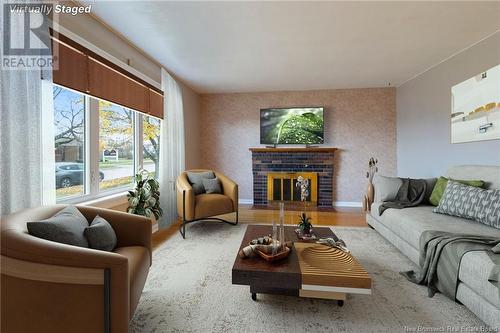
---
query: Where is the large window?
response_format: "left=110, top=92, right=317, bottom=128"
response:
left=53, top=86, right=86, bottom=199
left=52, top=85, right=162, bottom=203
left=99, top=101, right=135, bottom=190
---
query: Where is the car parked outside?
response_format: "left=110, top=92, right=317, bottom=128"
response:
left=55, top=162, right=104, bottom=189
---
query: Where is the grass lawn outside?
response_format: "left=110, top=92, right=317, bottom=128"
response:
left=56, top=176, right=134, bottom=199
left=99, top=158, right=155, bottom=169
left=99, top=159, right=134, bottom=169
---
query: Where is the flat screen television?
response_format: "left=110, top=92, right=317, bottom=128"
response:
left=260, top=107, right=324, bottom=144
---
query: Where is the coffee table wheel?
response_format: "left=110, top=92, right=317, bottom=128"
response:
left=251, top=293, right=257, bottom=301
left=337, top=300, right=344, bottom=307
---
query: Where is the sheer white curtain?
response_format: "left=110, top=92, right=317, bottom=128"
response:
left=0, top=2, right=56, bottom=216
left=158, top=68, right=185, bottom=227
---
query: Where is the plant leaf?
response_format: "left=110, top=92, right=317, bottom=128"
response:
left=277, top=113, right=324, bottom=144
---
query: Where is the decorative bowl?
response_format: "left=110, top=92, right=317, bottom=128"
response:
left=256, top=246, right=291, bottom=262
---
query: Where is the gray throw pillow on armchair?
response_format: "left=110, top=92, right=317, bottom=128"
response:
left=202, top=177, right=222, bottom=194
left=27, top=205, right=89, bottom=247
left=187, top=171, right=215, bottom=195
left=84, top=215, right=117, bottom=251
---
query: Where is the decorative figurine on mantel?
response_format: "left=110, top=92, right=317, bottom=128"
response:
left=295, top=176, right=316, bottom=240
left=363, top=157, right=378, bottom=212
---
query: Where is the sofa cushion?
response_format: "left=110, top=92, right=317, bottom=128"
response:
left=194, top=194, right=233, bottom=219
left=434, top=181, right=500, bottom=229
left=84, top=215, right=117, bottom=251
left=370, top=203, right=500, bottom=250
left=373, top=176, right=436, bottom=204
left=447, top=165, right=500, bottom=190
left=429, top=176, right=484, bottom=206
left=114, top=246, right=150, bottom=318
left=27, top=206, right=89, bottom=248
left=187, top=171, right=215, bottom=195
left=459, top=251, right=500, bottom=309
left=373, top=175, right=402, bottom=202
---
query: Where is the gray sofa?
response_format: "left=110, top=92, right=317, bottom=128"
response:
left=366, top=165, right=500, bottom=329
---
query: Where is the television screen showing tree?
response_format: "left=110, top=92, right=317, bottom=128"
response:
left=260, top=107, right=324, bottom=144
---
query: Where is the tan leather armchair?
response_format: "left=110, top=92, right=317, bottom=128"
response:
left=0, top=205, right=152, bottom=333
left=176, top=169, right=238, bottom=238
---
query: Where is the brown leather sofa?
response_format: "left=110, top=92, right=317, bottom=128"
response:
left=0, top=205, right=152, bottom=333
left=176, top=169, right=238, bottom=238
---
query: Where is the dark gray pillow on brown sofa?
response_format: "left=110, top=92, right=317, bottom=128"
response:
left=27, top=206, right=89, bottom=247
left=187, top=171, right=215, bottom=195
left=202, top=177, right=222, bottom=194
left=84, top=215, right=117, bottom=252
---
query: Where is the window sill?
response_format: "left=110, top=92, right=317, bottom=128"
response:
left=58, top=188, right=130, bottom=209
left=59, top=191, right=158, bottom=233
left=79, top=191, right=129, bottom=208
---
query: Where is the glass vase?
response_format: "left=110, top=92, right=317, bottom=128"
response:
left=272, top=219, right=278, bottom=255
left=279, top=202, right=285, bottom=251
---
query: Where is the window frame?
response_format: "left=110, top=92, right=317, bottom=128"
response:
left=54, top=84, right=161, bottom=204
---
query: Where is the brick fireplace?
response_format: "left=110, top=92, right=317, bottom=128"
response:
left=249, top=147, right=337, bottom=207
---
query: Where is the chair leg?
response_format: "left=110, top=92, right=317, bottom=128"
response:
left=179, top=207, right=239, bottom=239
left=179, top=218, right=186, bottom=239
left=179, top=190, right=187, bottom=239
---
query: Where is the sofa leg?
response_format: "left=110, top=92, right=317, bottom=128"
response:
left=104, top=268, right=110, bottom=333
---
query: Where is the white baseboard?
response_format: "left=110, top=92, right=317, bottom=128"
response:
left=239, top=199, right=362, bottom=208
left=239, top=199, right=254, bottom=205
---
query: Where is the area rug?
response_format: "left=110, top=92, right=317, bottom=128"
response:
left=130, top=223, right=484, bottom=332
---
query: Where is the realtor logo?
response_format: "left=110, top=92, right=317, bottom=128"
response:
left=2, top=3, right=57, bottom=70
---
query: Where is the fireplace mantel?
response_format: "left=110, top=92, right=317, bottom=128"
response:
left=249, top=147, right=337, bottom=153
left=250, top=147, right=336, bottom=207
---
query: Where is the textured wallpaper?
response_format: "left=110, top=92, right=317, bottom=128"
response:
left=199, top=88, right=396, bottom=204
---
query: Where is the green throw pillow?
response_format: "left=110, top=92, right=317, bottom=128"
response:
left=429, top=176, right=485, bottom=206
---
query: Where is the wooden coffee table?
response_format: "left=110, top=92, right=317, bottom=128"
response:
left=232, top=225, right=371, bottom=305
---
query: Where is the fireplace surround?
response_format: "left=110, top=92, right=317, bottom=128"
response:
left=249, top=147, right=337, bottom=207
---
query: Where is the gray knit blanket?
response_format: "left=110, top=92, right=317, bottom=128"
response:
left=401, top=230, right=500, bottom=301
left=379, top=178, right=427, bottom=215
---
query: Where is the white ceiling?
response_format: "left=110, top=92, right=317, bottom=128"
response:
left=82, top=1, right=500, bottom=93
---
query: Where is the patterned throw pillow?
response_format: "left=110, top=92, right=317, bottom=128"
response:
left=434, top=181, right=500, bottom=229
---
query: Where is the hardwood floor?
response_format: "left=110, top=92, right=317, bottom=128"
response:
left=152, top=204, right=367, bottom=251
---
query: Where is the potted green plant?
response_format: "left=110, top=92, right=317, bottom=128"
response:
left=127, top=170, right=163, bottom=219
left=298, top=212, right=312, bottom=235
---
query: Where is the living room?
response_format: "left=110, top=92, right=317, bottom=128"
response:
left=1, top=1, right=499, bottom=332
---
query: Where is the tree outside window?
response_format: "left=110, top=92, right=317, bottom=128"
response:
left=53, top=86, right=86, bottom=198
left=143, top=116, right=161, bottom=178
left=99, top=100, right=135, bottom=190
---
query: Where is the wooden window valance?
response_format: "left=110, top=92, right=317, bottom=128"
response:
left=51, top=31, right=164, bottom=119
